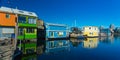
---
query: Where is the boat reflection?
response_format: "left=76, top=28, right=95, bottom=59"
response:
left=70, top=38, right=83, bottom=47
left=83, top=38, right=99, bottom=49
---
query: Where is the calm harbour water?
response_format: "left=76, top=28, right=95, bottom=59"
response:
left=1, top=36, right=120, bottom=60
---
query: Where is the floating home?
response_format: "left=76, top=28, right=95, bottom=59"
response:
left=37, top=20, right=46, bottom=40
left=0, top=7, right=38, bottom=55
left=99, top=28, right=111, bottom=36
left=0, top=6, right=38, bottom=40
left=83, top=26, right=99, bottom=37
left=45, top=23, right=69, bottom=39
left=0, top=7, right=16, bottom=42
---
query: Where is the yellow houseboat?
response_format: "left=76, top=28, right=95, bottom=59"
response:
left=83, top=26, right=99, bottom=37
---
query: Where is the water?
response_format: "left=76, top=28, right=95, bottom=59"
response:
left=1, top=36, right=120, bottom=60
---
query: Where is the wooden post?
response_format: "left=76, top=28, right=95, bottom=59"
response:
left=14, top=13, right=18, bottom=50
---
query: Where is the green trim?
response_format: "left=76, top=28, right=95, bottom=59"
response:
left=18, top=34, right=37, bottom=40
left=18, top=23, right=37, bottom=27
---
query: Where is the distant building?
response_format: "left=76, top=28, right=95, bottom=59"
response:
left=45, top=23, right=69, bottom=39
left=83, top=26, right=99, bottom=37
left=100, top=28, right=111, bottom=36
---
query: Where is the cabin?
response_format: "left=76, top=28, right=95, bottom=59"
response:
left=45, top=23, right=69, bottom=39
left=83, top=26, right=99, bottom=37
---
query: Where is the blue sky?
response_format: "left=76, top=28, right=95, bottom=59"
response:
left=0, top=0, right=120, bottom=27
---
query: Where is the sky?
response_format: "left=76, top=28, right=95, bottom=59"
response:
left=0, top=0, right=120, bottom=27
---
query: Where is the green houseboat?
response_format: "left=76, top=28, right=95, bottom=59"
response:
left=9, top=8, right=38, bottom=54
left=17, top=12, right=38, bottom=40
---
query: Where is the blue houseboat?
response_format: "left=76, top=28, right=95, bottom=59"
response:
left=45, top=23, right=69, bottom=39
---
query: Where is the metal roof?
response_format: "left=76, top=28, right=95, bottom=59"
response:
left=46, top=23, right=68, bottom=27
left=0, top=6, right=37, bottom=17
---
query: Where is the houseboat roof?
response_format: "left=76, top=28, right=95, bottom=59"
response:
left=46, top=23, right=68, bottom=27
left=83, top=26, right=98, bottom=28
left=0, top=6, right=37, bottom=17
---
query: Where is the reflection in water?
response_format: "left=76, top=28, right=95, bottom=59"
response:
left=7, top=36, right=120, bottom=60
left=21, top=54, right=37, bottom=60
left=70, top=38, right=83, bottom=47
left=45, top=40, right=70, bottom=54
left=83, top=38, right=99, bottom=48
left=17, top=40, right=37, bottom=54
left=99, top=35, right=114, bottom=44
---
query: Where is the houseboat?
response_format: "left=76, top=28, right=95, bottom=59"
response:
left=37, top=19, right=46, bottom=40
left=0, top=6, right=38, bottom=40
left=45, top=23, right=69, bottom=39
left=83, top=26, right=99, bottom=37
left=99, top=28, right=111, bottom=37
left=0, top=6, right=38, bottom=55
left=69, top=27, right=83, bottom=38
left=0, top=6, right=16, bottom=45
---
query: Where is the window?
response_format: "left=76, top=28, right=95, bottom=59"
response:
left=18, top=16, right=26, bottom=23
left=18, top=28, right=24, bottom=35
left=51, top=32, right=54, bottom=37
left=95, top=28, right=97, bottom=30
left=89, top=32, right=93, bottom=35
left=26, top=28, right=35, bottom=33
left=28, top=17, right=36, bottom=24
left=58, top=32, right=63, bottom=36
left=89, top=27, right=91, bottom=30
left=6, top=13, right=10, bottom=18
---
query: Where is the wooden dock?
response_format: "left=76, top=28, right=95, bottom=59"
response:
left=0, top=45, right=14, bottom=60
left=0, top=39, right=15, bottom=60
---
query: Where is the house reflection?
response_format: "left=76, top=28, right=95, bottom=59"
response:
left=83, top=38, right=99, bottom=48
left=17, top=40, right=37, bottom=54
left=21, top=54, right=37, bottom=60
left=99, top=35, right=114, bottom=44
left=70, top=38, right=83, bottom=47
left=45, top=40, right=70, bottom=54
left=14, top=53, right=37, bottom=60
left=37, top=40, right=46, bottom=55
